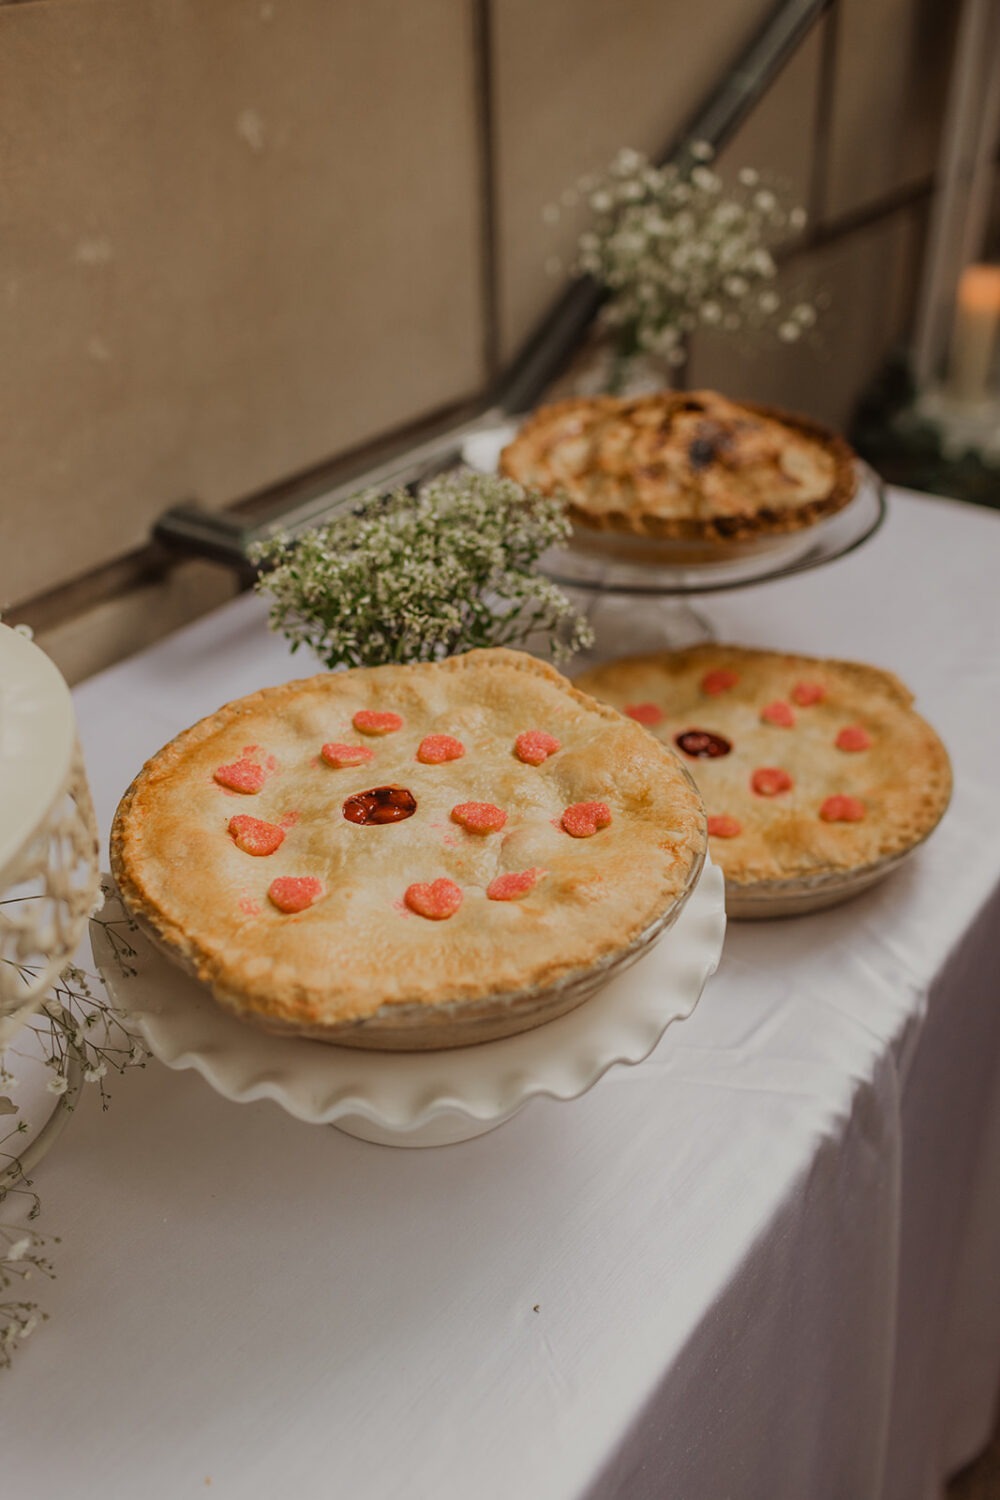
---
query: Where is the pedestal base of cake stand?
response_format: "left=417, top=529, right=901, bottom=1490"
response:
left=573, top=592, right=714, bottom=667
left=331, top=1105, right=525, bottom=1149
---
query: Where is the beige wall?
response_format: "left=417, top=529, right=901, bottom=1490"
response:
left=1, top=0, right=960, bottom=680
left=0, top=0, right=484, bottom=606
left=490, top=0, right=776, bottom=363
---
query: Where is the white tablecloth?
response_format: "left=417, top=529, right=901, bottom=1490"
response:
left=5, top=489, right=1000, bottom=1499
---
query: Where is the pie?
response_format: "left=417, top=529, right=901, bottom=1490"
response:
left=498, top=389, right=858, bottom=543
left=575, top=645, right=951, bottom=916
left=110, top=648, right=706, bottom=1048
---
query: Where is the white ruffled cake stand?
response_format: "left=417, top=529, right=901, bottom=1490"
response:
left=0, top=623, right=101, bottom=1186
left=90, top=857, right=726, bottom=1148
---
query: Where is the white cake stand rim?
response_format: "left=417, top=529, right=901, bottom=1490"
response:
left=89, top=858, right=726, bottom=1144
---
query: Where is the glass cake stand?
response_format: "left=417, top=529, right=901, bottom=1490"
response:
left=462, top=423, right=887, bottom=660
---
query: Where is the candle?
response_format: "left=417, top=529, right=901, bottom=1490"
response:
left=947, top=263, right=1000, bottom=403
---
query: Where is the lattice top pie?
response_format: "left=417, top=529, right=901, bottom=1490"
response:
left=498, top=389, right=857, bottom=541
left=575, top=645, right=951, bottom=911
left=110, top=648, right=705, bottom=1048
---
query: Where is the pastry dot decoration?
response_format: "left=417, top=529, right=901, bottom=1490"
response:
left=498, top=390, right=858, bottom=543
left=675, top=729, right=732, bottom=759
left=624, top=702, right=664, bottom=727
left=451, top=802, right=507, bottom=835
left=514, top=729, right=561, bottom=765
left=353, top=709, right=404, bottom=736
left=835, top=724, right=872, bottom=752
left=404, top=878, right=463, bottom=921
left=416, top=734, right=465, bottom=765
left=792, top=680, right=826, bottom=707
left=561, top=802, right=612, bottom=838
left=701, top=669, right=740, bottom=697
left=214, top=757, right=266, bottom=794
left=110, top=649, right=705, bottom=1049
left=752, top=767, right=793, bottom=797
left=487, top=869, right=543, bottom=902
left=707, top=815, right=742, bottom=839
left=574, top=644, right=951, bottom=915
left=820, top=795, right=866, bottom=823
left=321, top=742, right=375, bottom=769
left=268, top=876, right=323, bottom=914
left=760, top=700, right=795, bottom=728
left=228, top=815, right=285, bottom=857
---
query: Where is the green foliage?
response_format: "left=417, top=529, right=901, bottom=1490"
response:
left=252, top=471, right=594, bottom=669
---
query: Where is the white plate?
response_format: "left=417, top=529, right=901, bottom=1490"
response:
left=89, top=858, right=726, bottom=1148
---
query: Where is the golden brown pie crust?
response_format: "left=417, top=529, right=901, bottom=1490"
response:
left=111, top=648, right=706, bottom=1049
left=575, top=645, right=951, bottom=900
left=498, top=389, right=858, bottom=542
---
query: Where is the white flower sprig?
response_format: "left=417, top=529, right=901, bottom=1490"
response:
left=1, top=894, right=148, bottom=1367
left=253, top=471, right=594, bottom=670
left=0, top=1219, right=57, bottom=1370
left=1, top=962, right=146, bottom=1117
left=555, top=144, right=816, bottom=386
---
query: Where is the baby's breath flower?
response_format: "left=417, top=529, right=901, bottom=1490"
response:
left=613, top=147, right=644, bottom=174
left=567, top=147, right=818, bottom=386
left=253, top=472, right=593, bottom=671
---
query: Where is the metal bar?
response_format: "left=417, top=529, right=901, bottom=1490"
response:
left=153, top=0, right=830, bottom=572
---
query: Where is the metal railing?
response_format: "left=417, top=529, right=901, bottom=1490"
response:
left=153, top=0, right=830, bottom=574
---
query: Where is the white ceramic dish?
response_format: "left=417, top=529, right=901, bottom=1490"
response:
left=89, top=857, right=726, bottom=1148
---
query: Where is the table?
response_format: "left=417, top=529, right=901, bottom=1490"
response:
left=4, top=489, right=1000, bottom=1500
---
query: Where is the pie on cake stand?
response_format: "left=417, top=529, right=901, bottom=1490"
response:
left=463, top=391, right=886, bottom=662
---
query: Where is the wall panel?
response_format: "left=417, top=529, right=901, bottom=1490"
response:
left=0, top=0, right=484, bottom=605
